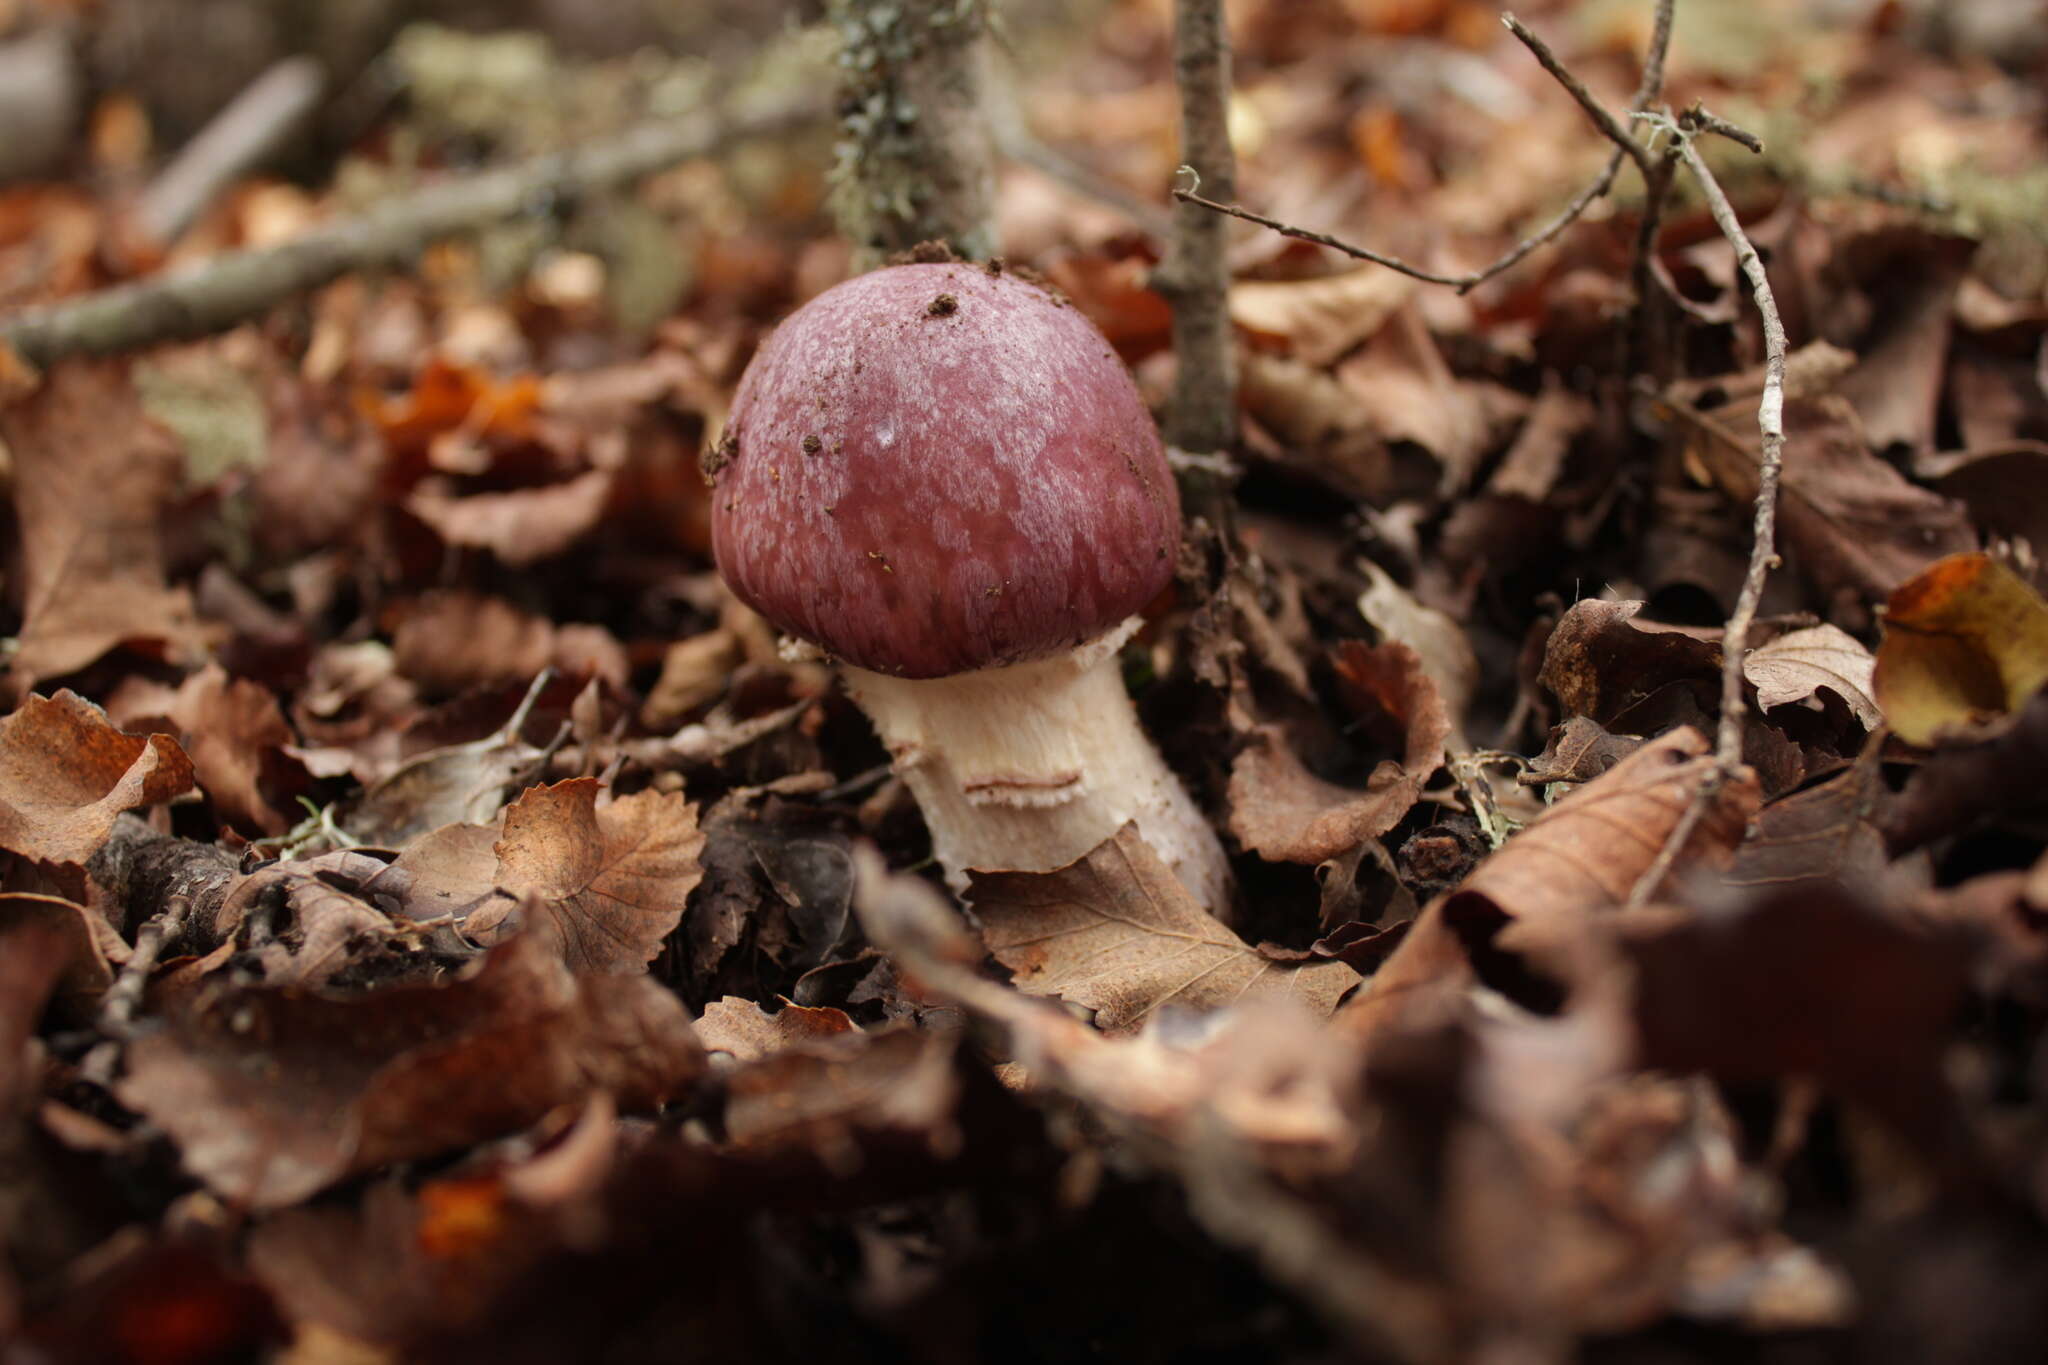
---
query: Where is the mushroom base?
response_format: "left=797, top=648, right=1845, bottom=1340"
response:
left=841, top=618, right=1232, bottom=912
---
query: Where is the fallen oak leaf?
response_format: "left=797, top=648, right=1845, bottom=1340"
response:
left=0, top=691, right=194, bottom=868
left=1873, top=552, right=2048, bottom=746
left=970, top=824, right=1360, bottom=1034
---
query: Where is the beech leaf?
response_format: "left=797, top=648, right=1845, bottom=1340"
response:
left=0, top=691, right=194, bottom=867
left=1742, top=623, right=1880, bottom=727
left=492, top=778, right=706, bottom=973
left=970, top=825, right=1360, bottom=1033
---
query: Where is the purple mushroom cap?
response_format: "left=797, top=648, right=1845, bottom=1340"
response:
left=708, top=263, right=1182, bottom=679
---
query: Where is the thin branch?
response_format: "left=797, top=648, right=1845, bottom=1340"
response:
left=98, top=895, right=193, bottom=1037
left=1155, top=0, right=1240, bottom=457
left=0, top=93, right=821, bottom=369
left=1627, top=105, right=1784, bottom=909
left=1500, top=14, right=1655, bottom=178
left=1171, top=0, right=1677, bottom=295
left=137, top=56, right=327, bottom=247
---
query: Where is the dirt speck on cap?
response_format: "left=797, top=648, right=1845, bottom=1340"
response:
left=927, top=293, right=958, bottom=317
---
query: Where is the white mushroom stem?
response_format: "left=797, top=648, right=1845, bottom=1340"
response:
left=840, top=617, right=1233, bottom=912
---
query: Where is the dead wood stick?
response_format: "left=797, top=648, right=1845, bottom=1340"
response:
left=97, top=894, right=192, bottom=1039
left=1172, top=3, right=1676, bottom=294
left=0, top=94, right=820, bottom=370
left=136, top=56, right=327, bottom=247
left=1153, top=0, right=1239, bottom=457
left=1626, top=104, right=1784, bottom=908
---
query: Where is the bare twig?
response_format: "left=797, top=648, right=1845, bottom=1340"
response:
left=98, top=895, right=193, bottom=1038
left=137, top=56, right=327, bottom=246
left=0, top=94, right=821, bottom=369
left=1500, top=14, right=1655, bottom=178
left=1627, top=104, right=1784, bottom=908
left=1153, top=0, right=1240, bottom=457
left=1171, top=1, right=1677, bottom=295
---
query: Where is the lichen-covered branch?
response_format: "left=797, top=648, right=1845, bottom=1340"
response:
left=1153, top=0, right=1238, bottom=456
left=828, top=0, right=996, bottom=265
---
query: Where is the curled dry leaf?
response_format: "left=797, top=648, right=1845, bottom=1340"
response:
left=0, top=360, right=208, bottom=693
left=166, top=664, right=309, bottom=836
left=1874, top=552, right=2048, bottom=746
left=406, top=468, right=615, bottom=567
left=1357, top=560, right=1477, bottom=748
left=0, top=692, right=194, bottom=868
left=115, top=934, right=704, bottom=1209
left=1341, top=728, right=1760, bottom=1038
left=1742, top=623, right=1880, bottom=727
left=694, top=996, right=859, bottom=1063
left=1538, top=600, right=1721, bottom=726
left=1228, top=640, right=1450, bottom=865
left=970, top=824, right=1360, bottom=1034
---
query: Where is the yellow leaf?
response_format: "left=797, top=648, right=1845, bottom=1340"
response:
left=1874, top=553, right=2048, bottom=745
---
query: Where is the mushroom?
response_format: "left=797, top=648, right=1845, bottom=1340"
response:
left=708, top=261, right=1232, bottom=911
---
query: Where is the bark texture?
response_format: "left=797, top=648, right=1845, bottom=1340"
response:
left=828, top=0, right=997, bottom=266
left=1154, top=0, right=1238, bottom=455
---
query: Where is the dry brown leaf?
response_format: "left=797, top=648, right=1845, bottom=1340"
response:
left=970, top=825, right=1360, bottom=1033
left=167, top=663, right=306, bottom=835
left=493, top=779, right=705, bottom=973
left=115, top=934, right=703, bottom=1209
left=1538, top=600, right=1722, bottom=726
left=1874, top=552, right=2048, bottom=745
left=1686, top=395, right=1973, bottom=612
left=1357, top=560, right=1478, bottom=749
left=1228, top=640, right=1449, bottom=865
left=405, top=469, right=614, bottom=567
left=1341, top=728, right=1759, bottom=1039
left=390, top=591, right=628, bottom=698
left=1, top=360, right=207, bottom=692
left=694, top=996, right=860, bottom=1063
left=1229, top=268, right=1415, bottom=368
left=1723, top=749, right=1890, bottom=895
left=1334, top=305, right=1522, bottom=493
left=1488, top=378, right=1593, bottom=502
left=1237, top=350, right=1392, bottom=500
left=0, top=692, right=194, bottom=868
left=1742, top=624, right=1880, bottom=727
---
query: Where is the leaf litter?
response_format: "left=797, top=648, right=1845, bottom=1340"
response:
left=6, top=3, right=2048, bottom=1361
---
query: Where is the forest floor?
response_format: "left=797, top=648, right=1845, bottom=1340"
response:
left=5, top=1, right=2048, bottom=1361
